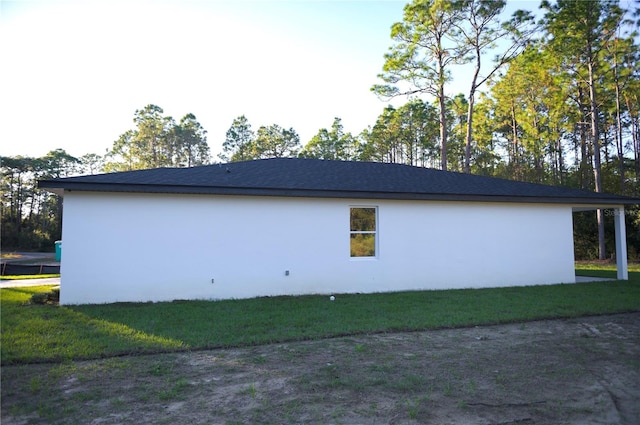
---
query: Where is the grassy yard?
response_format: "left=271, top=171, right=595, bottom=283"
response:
left=0, top=274, right=61, bottom=280
left=575, top=261, right=640, bottom=277
left=2, top=267, right=639, bottom=365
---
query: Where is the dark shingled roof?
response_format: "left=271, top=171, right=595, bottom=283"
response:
left=38, top=158, right=640, bottom=205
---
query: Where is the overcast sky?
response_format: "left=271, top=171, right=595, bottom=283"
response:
left=1, top=0, right=538, bottom=161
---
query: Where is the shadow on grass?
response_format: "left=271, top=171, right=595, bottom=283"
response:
left=575, top=268, right=633, bottom=279
left=1, top=286, right=186, bottom=365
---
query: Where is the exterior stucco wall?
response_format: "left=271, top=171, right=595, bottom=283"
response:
left=59, top=192, right=576, bottom=304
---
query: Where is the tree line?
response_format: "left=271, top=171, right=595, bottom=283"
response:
left=1, top=105, right=211, bottom=249
left=1, top=150, right=79, bottom=249
left=2, top=0, right=638, bottom=258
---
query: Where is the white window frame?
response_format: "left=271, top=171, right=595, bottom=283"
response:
left=349, top=206, right=378, bottom=259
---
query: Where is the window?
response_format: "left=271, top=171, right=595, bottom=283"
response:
left=350, top=207, right=377, bottom=257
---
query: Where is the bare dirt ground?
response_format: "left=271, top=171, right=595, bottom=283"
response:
left=2, top=312, right=639, bottom=425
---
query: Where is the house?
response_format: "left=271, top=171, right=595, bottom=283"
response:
left=39, top=158, right=639, bottom=305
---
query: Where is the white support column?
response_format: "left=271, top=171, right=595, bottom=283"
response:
left=614, top=206, right=628, bottom=280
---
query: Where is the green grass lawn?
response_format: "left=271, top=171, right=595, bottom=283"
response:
left=575, top=261, right=640, bottom=278
left=2, top=267, right=639, bottom=365
left=0, top=274, right=61, bottom=280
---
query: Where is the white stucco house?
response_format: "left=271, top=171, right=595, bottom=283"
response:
left=39, top=158, right=639, bottom=305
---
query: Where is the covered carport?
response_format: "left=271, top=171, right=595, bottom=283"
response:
left=572, top=205, right=629, bottom=281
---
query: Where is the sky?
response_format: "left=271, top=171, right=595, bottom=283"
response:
left=1, top=0, right=539, bottom=161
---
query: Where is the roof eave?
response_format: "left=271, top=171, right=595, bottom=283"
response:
left=37, top=181, right=639, bottom=206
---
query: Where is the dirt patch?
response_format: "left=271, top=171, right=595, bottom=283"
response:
left=2, top=312, right=639, bottom=424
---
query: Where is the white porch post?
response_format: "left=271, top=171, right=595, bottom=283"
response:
left=614, top=206, right=628, bottom=280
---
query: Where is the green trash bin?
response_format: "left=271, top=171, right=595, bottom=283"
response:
left=55, top=240, right=62, bottom=261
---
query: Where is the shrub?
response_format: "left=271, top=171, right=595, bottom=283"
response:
left=49, top=288, right=60, bottom=303
left=29, top=288, right=59, bottom=305
left=30, top=293, right=49, bottom=305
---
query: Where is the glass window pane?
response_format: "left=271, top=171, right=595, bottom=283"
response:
left=350, top=233, right=376, bottom=257
left=350, top=208, right=376, bottom=231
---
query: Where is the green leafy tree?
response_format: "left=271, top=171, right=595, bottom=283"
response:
left=105, top=130, right=137, bottom=172
left=372, top=0, right=467, bottom=171
left=468, top=93, right=502, bottom=176
left=300, top=117, right=359, bottom=160
left=221, top=118, right=300, bottom=161
left=625, top=75, right=640, bottom=188
left=361, top=106, right=403, bottom=164
left=1, top=150, right=79, bottom=249
left=105, top=105, right=210, bottom=171
left=171, top=113, right=210, bottom=167
left=445, top=93, right=469, bottom=172
left=487, top=46, right=573, bottom=183
left=395, top=99, right=440, bottom=167
left=106, top=105, right=171, bottom=171
left=78, top=153, right=105, bottom=175
left=601, top=32, right=639, bottom=194
left=220, top=115, right=254, bottom=162
left=1, top=156, right=34, bottom=238
left=40, top=149, right=80, bottom=179
left=361, top=99, right=439, bottom=167
left=132, top=104, right=173, bottom=168
left=542, top=0, right=627, bottom=259
left=453, top=0, right=535, bottom=173
left=248, top=125, right=301, bottom=159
